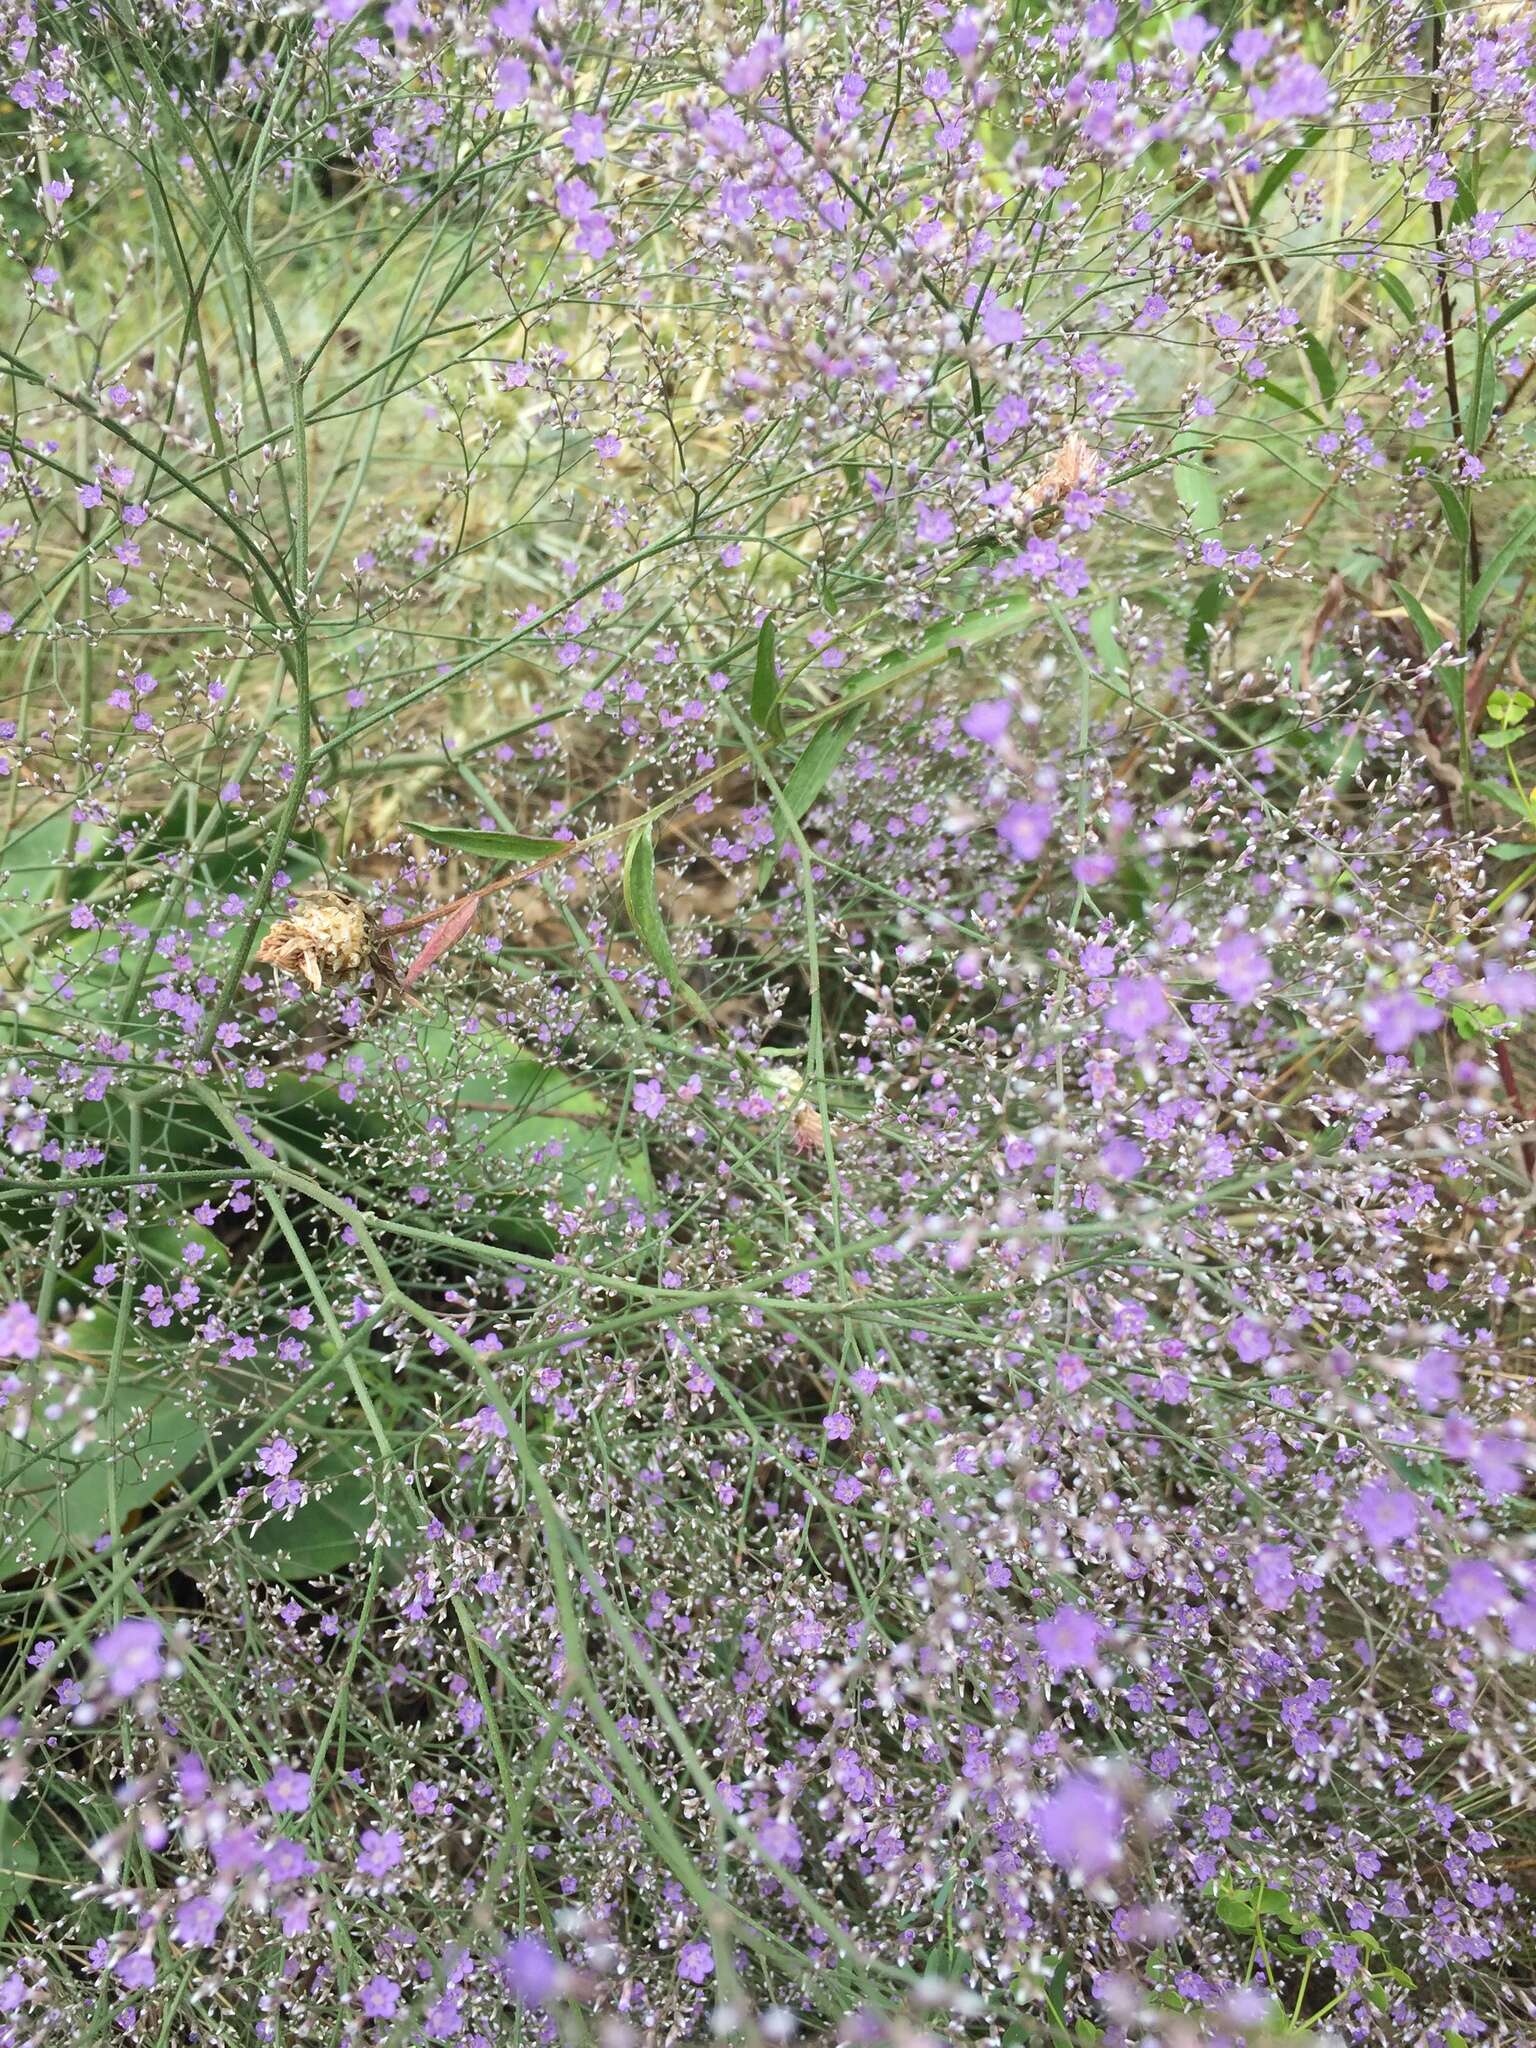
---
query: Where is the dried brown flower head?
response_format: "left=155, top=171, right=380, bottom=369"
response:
left=256, top=890, right=379, bottom=993
left=1021, top=431, right=1101, bottom=517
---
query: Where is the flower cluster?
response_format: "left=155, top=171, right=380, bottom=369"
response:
left=0, top=1, right=1534, bottom=2045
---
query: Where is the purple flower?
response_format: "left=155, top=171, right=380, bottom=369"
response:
left=173, top=1894, right=225, bottom=1948
left=1105, top=973, right=1170, bottom=1043
left=677, top=1940, right=714, bottom=1985
left=563, top=111, right=607, bottom=164
left=360, top=1975, right=401, bottom=2020
left=264, top=1764, right=311, bottom=1814
left=721, top=36, right=781, bottom=94
left=1436, top=1561, right=1507, bottom=1630
left=981, top=300, right=1025, bottom=347
left=501, top=1933, right=557, bottom=2005
left=1251, top=59, right=1332, bottom=122
left=355, top=1826, right=403, bottom=1878
left=90, top=1618, right=164, bottom=1697
left=1035, top=1603, right=1104, bottom=1673
left=1035, top=1775, right=1123, bottom=1878
left=962, top=698, right=1012, bottom=745
left=1250, top=1543, right=1297, bottom=1613
left=998, top=800, right=1054, bottom=862
left=1362, top=988, right=1442, bottom=1055
left=1212, top=931, right=1269, bottom=1004
left=0, top=1302, right=40, bottom=1361
left=1350, top=1482, right=1419, bottom=1551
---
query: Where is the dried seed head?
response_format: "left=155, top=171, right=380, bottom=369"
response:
left=256, top=890, right=377, bottom=993
left=1023, top=431, right=1100, bottom=515
left=791, top=1101, right=826, bottom=1155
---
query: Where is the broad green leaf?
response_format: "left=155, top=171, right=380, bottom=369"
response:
left=0, top=1809, right=37, bottom=1937
left=247, top=1451, right=373, bottom=1579
left=407, top=823, right=566, bottom=868
left=1450, top=163, right=1479, bottom=227
left=1468, top=332, right=1497, bottom=454
left=622, top=825, right=714, bottom=1025
left=1089, top=604, right=1127, bottom=680
left=349, top=1020, right=655, bottom=1221
left=0, top=1368, right=205, bottom=1575
left=1259, top=377, right=1320, bottom=422
left=750, top=615, right=784, bottom=737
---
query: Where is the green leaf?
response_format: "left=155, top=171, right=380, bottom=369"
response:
left=779, top=709, right=864, bottom=824
left=247, top=1452, right=373, bottom=1579
left=0, top=1370, right=206, bottom=1575
left=1450, top=164, right=1479, bottom=227
left=407, top=823, right=566, bottom=868
left=750, top=615, right=784, bottom=738
left=1468, top=334, right=1498, bottom=455
left=1173, top=433, right=1221, bottom=537
left=1489, top=843, right=1536, bottom=861
left=1390, top=581, right=1447, bottom=662
left=1371, top=268, right=1416, bottom=322
left=1247, top=126, right=1325, bottom=225
left=1214, top=1896, right=1255, bottom=1931
left=1259, top=378, right=1320, bottom=422
left=1299, top=330, right=1340, bottom=404
left=1089, top=604, right=1127, bottom=680
left=0, top=1809, right=37, bottom=1937
left=1488, top=287, right=1536, bottom=346
left=348, top=1020, right=654, bottom=1225
left=1466, top=505, right=1536, bottom=633
left=831, top=591, right=1038, bottom=718
left=621, top=826, right=714, bottom=1026
left=1044, top=1954, right=1071, bottom=2030
left=1428, top=478, right=1470, bottom=549
left=1185, top=576, right=1226, bottom=672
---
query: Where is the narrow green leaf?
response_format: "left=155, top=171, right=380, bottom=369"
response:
left=1390, top=581, right=1447, bottom=662
left=1450, top=163, right=1479, bottom=227
left=1299, top=330, right=1340, bottom=404
left=779, top=709, right=864, bottom=825
left=1468, top=331, right=1498, bottom=454
left=622, top=826, right=713, bottom=1025
left=1259, top=377, right=1320, bottom=422
left=1371, top=268, right=1416, bottom=322
left=1428, top=479, right=1470, bottom=549
left=1467, top=505, right=1536, bottom=632
left=407, top=823, right=565, bottom=867
left=750, top=615, right=784, bottom=737
left=1247, top=125, right=1324, bottom=225
left=1488, top=287, right=1536, bottom=346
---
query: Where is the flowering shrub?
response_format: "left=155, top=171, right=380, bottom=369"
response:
left=1, top=1, right=1534, bottom=2044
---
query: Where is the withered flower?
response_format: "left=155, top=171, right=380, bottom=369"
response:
left=256, top=890, right=381, bottom=993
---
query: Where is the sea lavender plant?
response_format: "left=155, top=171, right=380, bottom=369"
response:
left=0, top=2, right=1534, bottom=2044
